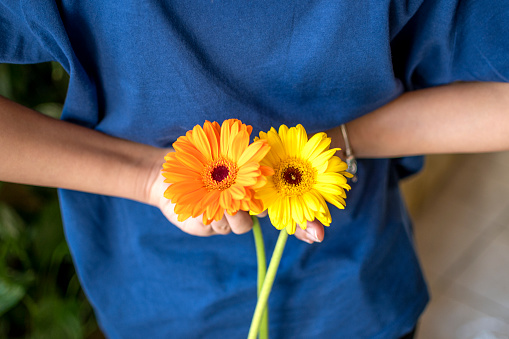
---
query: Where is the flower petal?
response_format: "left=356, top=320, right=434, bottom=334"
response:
left=291, top=196, right=306, bottom=226
left=203, top=120, right=220, bottom=160
left=175, top=152, right=206, bottom=173
left=191, top=124, right=213, bottom=161
left=310, top=148, right=337, bottom=172
left=326, top=156, right=348, bottom=172
left=229, top=129, right=249, bottom=162
left=316, top=172, right=348, bottom=186
left=266, top=129, right=286, bottom=162
left=229, top=184, right=247, bottom=200
left=237, top=139, right=270, bottom=167
left=219, top=189, right=233, bottom=210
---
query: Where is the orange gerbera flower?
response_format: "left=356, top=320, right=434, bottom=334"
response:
left=162, top=119, right=273, bottom=225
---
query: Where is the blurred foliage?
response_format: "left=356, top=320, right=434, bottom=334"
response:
left=0, top=63, right=102, bottom=338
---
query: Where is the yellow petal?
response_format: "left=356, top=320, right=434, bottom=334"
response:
left=316, top=172, right=348, bottom=186
left=301, top=191, right=320, bottom=212
left=266, top=129, right=286, bottom=161
left=310, top=149, right=337, bottom=171
left=311, top=190, right=332, bottom=216
left=301, top=133, right=325, bottom=159
left=313, top=183, right=344, bottom=196
left=326, top=156, right=348, bottom=172
left=307, top=137, right=332, bottom=163
left=321, top=191, right=346, bottom=210
left=299, top=195, right=314, bottom=221
left=285, top=126, right=298, bottom=157
left=295, top=124, right=308, bottom=154
left=291, top=196, right=306, bottom=225
left=286, top=220, right=297, bottom=235
left=278, top=124, right=289, bottom=141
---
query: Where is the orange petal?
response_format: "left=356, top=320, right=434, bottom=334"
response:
left=220, top=120, right=232, bottom=156
left=177, top=211, right=193, bottom=222
left=236, top=173, right=258, bottom=186
left=237, top=162, right=260, bottom=177
left=228, top=184, right=246, bottom=200
left=245, top=124, right=253, bottom=135
left=191, top=200, right=206, bottom=218
left=260, top=165, right=274, bottom=176
left=229, top=129, right=249, bottom=162
left=175, top=152, right=206, bottom=172
left=205, top=198, right=223, bottom=223
left=239, top=198, right=250, bottom=212
left=251, top=175, right=267, bottom=189
left=176, top=188, right=209, bottom=206
left=162, top=164, right=202, bottom=177
left=200, top=190, right=221, bottom=208
left=219, top=189, right=233, bottom=210
left=203, top=121, right=220, bottom=160
left=191, top=124, right=212, bottom=161
left=162, top=171, right=200, bottom=184
left=248, top=197, right=264, bottom=214
left=173, top=140, right=208, bottom=165
left=237, top=139, right=271, bottom=167
left=165, top=181, right=203, bottom=199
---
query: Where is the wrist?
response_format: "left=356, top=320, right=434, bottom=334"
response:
left=129, top=147, right=170, bottom=206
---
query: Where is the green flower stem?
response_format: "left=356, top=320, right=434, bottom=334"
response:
left=251, top=216, right=269, bottom=339
left=248, top=229, right=288, bottom=339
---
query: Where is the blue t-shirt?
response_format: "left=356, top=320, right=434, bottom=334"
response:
left=2, top=1, right=508, bottom=338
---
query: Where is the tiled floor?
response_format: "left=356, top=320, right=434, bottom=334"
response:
left=401, top=153, right=509, bottom=339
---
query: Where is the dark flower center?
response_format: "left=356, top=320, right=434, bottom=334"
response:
left=283, top=167, right=302, bottom=185
left=211, top=165, right=229, bottom=182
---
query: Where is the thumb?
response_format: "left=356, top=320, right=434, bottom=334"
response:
left=294, top=219, right=325, bottom=244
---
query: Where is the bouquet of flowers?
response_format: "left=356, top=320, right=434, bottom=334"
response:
left=162, top=119, right=353, bottom=339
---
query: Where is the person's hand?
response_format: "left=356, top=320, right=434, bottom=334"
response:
left=294, top=220, right=325, bottom=244
left=145, top=162, right=252, bottom=235
left=145, top=158, right=324, bottom=243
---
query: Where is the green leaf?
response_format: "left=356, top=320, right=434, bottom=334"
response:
left=0, top=64, right=13, bottom=99
left=34, top=102, right=63, bottom=119
left=32, top=201, right=66, bottom=269
left=29, top=296, right=83, bottom=339
left=0, top=202, right=24, bottom=241
left=0, top=277, right=26, bottom=316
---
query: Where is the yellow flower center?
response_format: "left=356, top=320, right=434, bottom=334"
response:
left=273, top=157, right=316, bottom=196
left=203, top=158, right=238, bottom=191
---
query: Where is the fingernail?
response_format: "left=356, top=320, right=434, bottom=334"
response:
left=305, top=228, right=321, bottom=243
left=302, top=237, right=313, bottom=244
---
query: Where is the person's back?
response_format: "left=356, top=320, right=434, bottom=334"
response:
left=1, top=1, right=509, bottom=338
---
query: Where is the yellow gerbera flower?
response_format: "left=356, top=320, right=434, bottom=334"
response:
left=162, top=119, right=273, bottom=225
left=255, top=124, right=352, bottom=234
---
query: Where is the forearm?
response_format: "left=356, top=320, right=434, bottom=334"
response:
left=330, top=82, right=509, bottom=158
left=0, top=95, right=167, bottom=204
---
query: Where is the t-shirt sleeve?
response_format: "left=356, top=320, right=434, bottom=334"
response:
left=1, top=1, right=54, bottom=63
left=391, top=0, right=509, bottom=90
